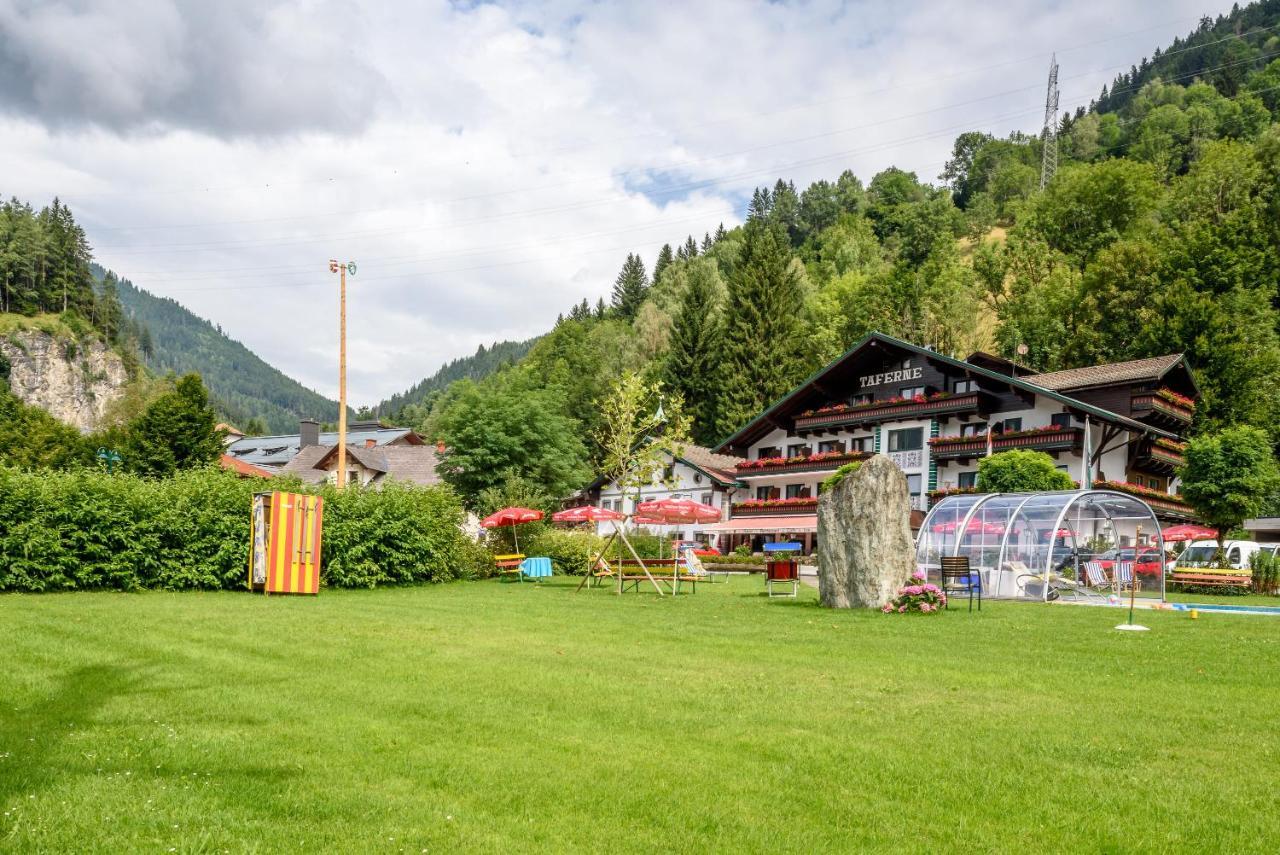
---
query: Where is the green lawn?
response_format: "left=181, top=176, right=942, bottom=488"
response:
left=3, top=578, right=1279, bottom=853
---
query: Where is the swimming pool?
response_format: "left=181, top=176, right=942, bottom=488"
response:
left=1167, top=602, right=1280, bottom=616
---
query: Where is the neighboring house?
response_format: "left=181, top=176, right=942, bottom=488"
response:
left=584, top=444, right=744, bottom=544
left=281, top=441, right=441, bottom=488
left=706, top=332, right=1199, bottom=553
left=224, top=419, right=425, bottom=472
left=1244, top=518, right=1280, bottom=545
left=219, top=453, right=273, bottom=479
left=216, top=423, right=245, bottom=447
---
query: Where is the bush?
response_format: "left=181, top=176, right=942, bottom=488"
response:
left=882, top=571, right=947, bottom=614
left=820, top=460, right=863, bottom=493
left=0, top=466, right=483, bottom=592
left=1250, top=550, right=1279, bottom=596
left=523, top=528, right=605, bottom=576
left=976, top=450, right=1076, bottom=493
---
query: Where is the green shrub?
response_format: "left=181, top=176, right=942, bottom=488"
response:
left=976, top=450, right=1076, bottom=492
left=820, top=460, right=863, bottom=493
left=523, top=528, right=605, bottom=575
left=0, top=467, right=483, bottom=592
left=1251, top=549, right=1279, bottom=596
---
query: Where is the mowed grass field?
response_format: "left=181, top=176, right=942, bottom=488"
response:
left=3, top=577, right=1279, bottom=853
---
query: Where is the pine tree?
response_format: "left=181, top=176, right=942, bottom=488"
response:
left=714, top=223, right=727, bottom=242
left=123, top=373, right=224, bottom=477
left=715, top=219, right=806, bottom=438
left=652, top=243, right=674, bottom=285
left=748, top=187, right=772, bottom=221
left=594, top=297, right=607, bottom=318
left=682, top=235, right=699, bottom=259
left=701, top=232, right=712, bottom=253
left=663, top=263, right=723, bottom=444
left=610, top=253, right=649, bottom=319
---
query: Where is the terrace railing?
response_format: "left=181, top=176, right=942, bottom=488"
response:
left=735, top=450, right=871, bottom=477
left=929, top=426, right=1082, bottom=461
left=731, top=498, right=818, bottom=517
left=793, top=392, right=986, bottom=432
left=1131, top=390, right=1194, bottom=426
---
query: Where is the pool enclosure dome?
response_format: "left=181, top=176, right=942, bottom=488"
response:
left=915, top=489, right=1166, bottom=601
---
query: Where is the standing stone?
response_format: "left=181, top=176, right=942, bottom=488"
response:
left=817, top=454, right=916, bottom=608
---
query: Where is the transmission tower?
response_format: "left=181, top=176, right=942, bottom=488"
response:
left=1040, top=53, right=1060, bottom=190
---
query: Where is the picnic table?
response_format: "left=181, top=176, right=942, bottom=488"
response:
left=520, top=556, right=553, bottom=579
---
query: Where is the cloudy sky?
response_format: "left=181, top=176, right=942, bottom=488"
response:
left=0, top=0, right=1234, bottom=405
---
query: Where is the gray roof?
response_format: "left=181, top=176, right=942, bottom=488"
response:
left=225, top=427, right=418, bottom=468
left=679, top=444, right=744, bottom=486
left=279, top=442, right=441, bottom=487
left=1030, top=354, right=1185, bottom=391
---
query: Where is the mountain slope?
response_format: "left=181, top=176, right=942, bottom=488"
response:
left=104, top=267, right=343, bottom=433
left=374, top=338, right=536, bottom=418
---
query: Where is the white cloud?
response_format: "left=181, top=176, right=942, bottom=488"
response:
left=0, top=0, right=1230, bottom=405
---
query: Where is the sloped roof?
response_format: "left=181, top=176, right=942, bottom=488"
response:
left=226, top=426, right=420, bottom=468
left=278, top=445, right=330, bottom=484
left=679, top=444, right=744, bottom=486
left=219, top=454, right=272, bottom=478
left=279, top=442, right=441, bottom=487
left=379, top=444, right=442, bottom=486
left=1029, top=354, right=1185, bottom=391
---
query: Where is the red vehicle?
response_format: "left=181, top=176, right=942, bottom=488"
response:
left=1094, top=547, right=1164, bottom=577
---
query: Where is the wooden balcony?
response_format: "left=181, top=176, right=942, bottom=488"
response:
left=929, top=427, right=1082, bottom=461
left=1131, top=392, right=1194, bottom=427
left=794, top=392, right=986, bottom=433
left=731, top=499, right=818, bottom=517
left=735, top=450, right=871, bottom=477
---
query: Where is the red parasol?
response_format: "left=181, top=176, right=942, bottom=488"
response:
left=480, top=506, right=545, bottom=552
left=551, top=505, right=624, bottom=524
left=634, top=497, right=720, bottom=524
left=1160, top=524, right=1216, bottom=543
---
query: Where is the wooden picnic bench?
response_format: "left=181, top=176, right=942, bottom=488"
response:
left=494, top=553, right=526, bottom=582
left=614, top=557, right=700, bottom=593
left=1169, top=571, right=1251, bottom=589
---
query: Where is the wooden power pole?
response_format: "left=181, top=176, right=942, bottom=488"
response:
left=329, top=259, right=356, bottom=488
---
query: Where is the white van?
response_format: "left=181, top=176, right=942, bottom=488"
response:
left=1175, top=540, right=1262, bottom=571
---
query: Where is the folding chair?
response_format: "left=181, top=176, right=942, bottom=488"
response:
left=1113, top=561, right=1136, bottom=595
left=1083, top=560, right=1110, bottom=593
left=940, top=556, right=981, bottom=611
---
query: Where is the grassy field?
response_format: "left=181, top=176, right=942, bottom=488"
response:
left=3, top=578, right=1279, bottom=853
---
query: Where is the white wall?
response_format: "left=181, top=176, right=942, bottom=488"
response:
left=595, top=457, right=734, bottom=539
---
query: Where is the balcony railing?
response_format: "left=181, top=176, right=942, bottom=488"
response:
left=1131, top=391, right=1194, bottom=425
left=1093, top=480, right=1197, bottom=519
left=736, top=450, right=871, bottom=476
left=793, top=392, right=985, bottom=432
left=731, top=498, right=818, bottom=517
left=929, top=426, right=1082, bottom=460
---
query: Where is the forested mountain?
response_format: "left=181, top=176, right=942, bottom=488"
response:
left=417, top=1, right=1280, bottom=506
left=373, top=337, right=536, bottom=423
left=108, top=268, right=344, bottom=433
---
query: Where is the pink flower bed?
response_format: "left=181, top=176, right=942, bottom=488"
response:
left=799, top=391, right=954, bottom=419
left=882, top=571, right=948, bottom=614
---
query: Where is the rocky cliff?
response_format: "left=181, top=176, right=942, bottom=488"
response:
left=0, top=327, right=129, bottom=432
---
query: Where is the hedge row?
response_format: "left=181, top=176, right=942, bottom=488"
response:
left=0, top=467, right=489, bottom=592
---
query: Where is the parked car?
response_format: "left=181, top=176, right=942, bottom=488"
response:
left=1093, top=547, right=1165, bottom=578
left=1175, top=540, right=1261, bottom=571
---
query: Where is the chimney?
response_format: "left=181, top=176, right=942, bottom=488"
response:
left=364, top=439, right=376, bottom=449
left=299, top=419, right=320, bottom=448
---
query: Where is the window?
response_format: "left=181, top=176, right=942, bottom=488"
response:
left=785, top=484, right=811, bottom=499
left=900, top=358, right=912, bottom=369
left=818, top=440, right=846, bottom=454
left=757, top=446, right=782, bottom=460
left=887, top=428, right=923, bottom=452
left=958, top=471, right=978, bottom=488
left=960, top=422, right=988, bottom=437
left=849, top=436, right=872, bottom=452
left=693, top=473, right=703, bottom=484
left=1228, top=546, right=1242, bottom=567
left=906, top=473, right=922, bottom=496
left=1001, top=418, right=1023, bottom=433
left=1050, top=412, right=1073, bottom=429
left=700, top=493, right=714, bottom=507
left=850, top=393, right=873, bottom=406
left=900, top=386, right=925, bottom=399
left=953, top=378, right=978, bottom=394
left=756, top=486, right=780, bottom=500
left=787, top=443, right=810, bottom=459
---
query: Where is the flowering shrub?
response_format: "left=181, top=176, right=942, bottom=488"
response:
left=927, top=486, right=984, bottom=501
left=930, top=424, right=1075, bottom=447
left=882, top=571, right=947, bottom=614
left=1094, top=479, right=1190, bottom=506
left=798, top=391, right=955, bottom=419
left=1154, top=388, right=1196, bottom=411
left=736, top=449, right=869, bottom=470
left=732, top=496, right=818, bottom=511
left=1153, top=437, right=1187, bottom=453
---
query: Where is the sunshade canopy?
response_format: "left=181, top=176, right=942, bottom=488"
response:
left=551, top=505, right=624, bottom=524
left=480, top=507, right=545, bottom=528
left=634, top=497, right=720, bottom=524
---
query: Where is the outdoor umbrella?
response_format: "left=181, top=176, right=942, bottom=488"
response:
left=551, top=505, right=624, bottom=524
left=1160, top=524, right=1216, bottom=543
left=480, top=507, right=545, bottom=552
left=635, top=498, right=721, bottom=560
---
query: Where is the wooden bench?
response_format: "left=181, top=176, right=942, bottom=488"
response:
left=1170, top=571, right=1251, bottom=589
left=494, top=553, right=526, bottom=582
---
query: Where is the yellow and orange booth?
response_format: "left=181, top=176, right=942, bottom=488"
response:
left=248, top=491, right=323, bottom=595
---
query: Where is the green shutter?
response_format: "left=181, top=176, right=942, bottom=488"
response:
left=928, top=419, right=939, bottom=491
left=874, top=426, right=881, bottom=454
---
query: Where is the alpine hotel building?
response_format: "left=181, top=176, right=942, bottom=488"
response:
left=700, top=332, right=1198, bottom=553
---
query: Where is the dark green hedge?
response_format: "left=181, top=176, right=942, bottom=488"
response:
left=0, top=467, right=488, bottom=592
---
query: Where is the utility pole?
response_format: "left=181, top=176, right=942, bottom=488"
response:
left=1040, top=53, right=1060, bottom=190
left=328, top=259, right=357, bottom=488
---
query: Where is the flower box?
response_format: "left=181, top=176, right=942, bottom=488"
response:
left=731, top=497, right=818, bottom=517
left=736, top=449, right=871, bottom=475
left=1094, top=480, right=1196, bottom=518
left=1131, top=390, right=1194, bottom=424
left=929, top=426, right=1082, bottom=460
left=794, top=391, right=983, bottom=431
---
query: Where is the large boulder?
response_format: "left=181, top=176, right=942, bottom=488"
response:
left=817, top=454, right=916, bottom=608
